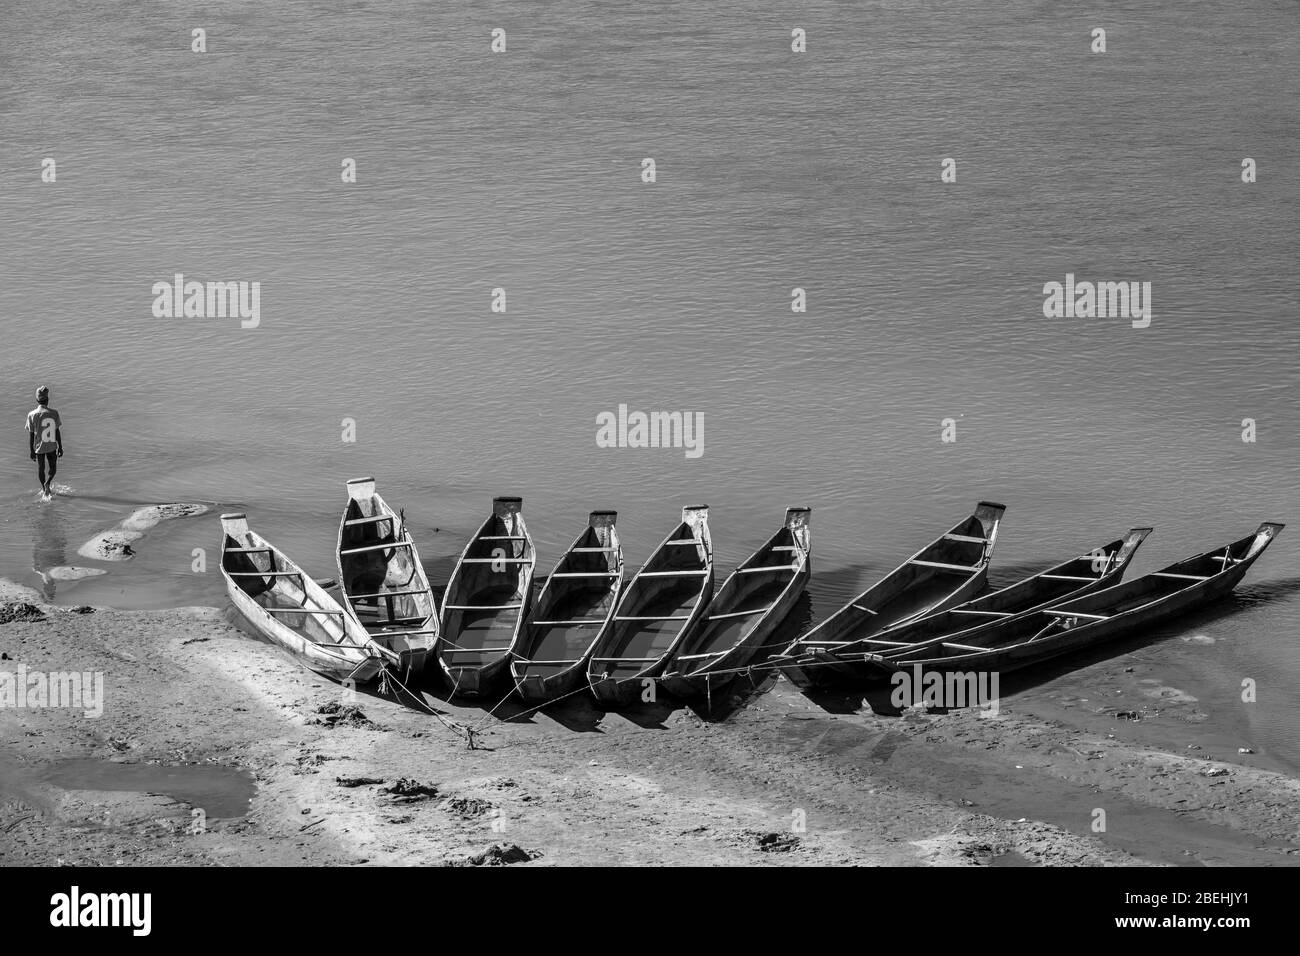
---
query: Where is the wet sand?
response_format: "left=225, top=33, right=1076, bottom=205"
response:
left=3, top=582, right=1299, bottom=866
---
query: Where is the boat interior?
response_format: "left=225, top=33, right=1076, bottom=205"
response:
left=883, top=529, right=1279, bottom=663
left=223, top=525, right=349, bottom=647
left=962, top=533, right=1138, bottom=614
left=672, top=519, right=807, bottom=670
left=817, top=528, right=1152, bottom=662
left=442, top=499, right=534, bottom=667
left=807, top=512, right=995, bottom=646
left=339, top=489, right=437, bottom=635
left=593, top=513, right=711, bottom=675
left=518, top=516, right=621, bottom=675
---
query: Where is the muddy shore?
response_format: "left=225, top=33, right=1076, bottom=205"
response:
left=2, top=582, right=1298, bottom=866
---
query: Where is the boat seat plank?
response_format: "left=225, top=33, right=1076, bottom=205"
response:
left=800, top=638, right=911, bottom=648
left=459, top=557, right=534, bottom=564
left=614, top=615, right=692, bottom=621
left=262, top=608, right=344, bottom=616
left=1209, top=555, right=1241, bottom=564
left=443, top=603, right=524, bottom=611
left=910, top=559, right=979, bottom=572
left=940, top=642, right=987, bottom=652
left=479, top=535, right=528, bottom=541
left=571, top=547, right=619, bottom=553
left=737, top=566, right=797, bottom=574
left=346, top=588, right=428, bottom=600
left=1043, top=609, right=1110, bottom=621
left=343, top=515, right=394, bottom=526
left=339, top=541, right=413, bottom=555
left=517, top=659, right=581, bottom=666
left=708, top=606, right=775, bottom=620
left=943, top=534, right=989, bottom=544
left=530, top=619, right=605, bottom=626
left=1039, top=574, right=1099, bottom=582
left=590, top=657, right=661, bottom=663
left=227, top=571, right=302, bottom=577
left=225, top=547, right=272, bottom=554
left=1154, top=572, right=1213, bottom=581
left=637, top=570, right=708, bottom=577
left=548, top=572, right=620, bottom=578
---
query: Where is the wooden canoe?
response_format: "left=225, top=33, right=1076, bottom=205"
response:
left=220, top=512, right=394, bottom=684
left=511, top=511, right=624, bottom=704
left=437, top=497, right=536, bottom=697
left=335, top=477, right=439, bottom=680
left=659, top=507, right=811, bottom=700
left=858, top=522, right=1283, bottom=678
left=786, top=526, right=1151, bottom=688
left=587, top=505, right=714, bottom=707
left=779, top=501, right=1006, bottom=690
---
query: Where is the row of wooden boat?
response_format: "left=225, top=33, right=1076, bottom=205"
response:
left=219, top=479, right=811, bottom=704
left=776, top=518, right=1283, bottom=689
left=220, top=484, right=1283, bottom=709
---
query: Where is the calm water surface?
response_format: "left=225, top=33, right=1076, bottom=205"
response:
left=2, top=3, right=1297, bottom=762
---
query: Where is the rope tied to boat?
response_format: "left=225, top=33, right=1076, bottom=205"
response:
left=372, top=662, right=473, bottom=746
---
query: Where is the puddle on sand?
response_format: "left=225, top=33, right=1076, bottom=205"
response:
left=42, top=759, right=255, bottom=819
left=989, top=850, right=1036, bottom=867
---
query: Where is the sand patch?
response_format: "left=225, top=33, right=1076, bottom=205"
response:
left=1141, top=686, right=1198, bottom=704
left=43, top=566, right=108, bottom=582
left=0, top=579, right=43, bottom=603
left=78, top=503, right=210, bottom=562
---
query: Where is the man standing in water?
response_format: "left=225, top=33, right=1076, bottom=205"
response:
left=26, top=386, right=63, bottom=497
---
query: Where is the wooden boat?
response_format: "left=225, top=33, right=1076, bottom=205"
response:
left=779, top=501, right=1006, bottom=690
left=220, top=513, right=396, bottom=684
left=511, top=511, right=624, bottom=704
left=587, top=505, right=714, bottom=707
left=659, top=508, right=812, bottom=700
left=437, top=497, right=536, bottom=697
left=855, top=522, right=1283, bottom=678
left=335, top=477, right=439, bottom=679
left=784, top=526, right=1151, bottom=688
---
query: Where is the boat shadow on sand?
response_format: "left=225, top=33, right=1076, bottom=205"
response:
left=800, top=578, right=1300, bottom=717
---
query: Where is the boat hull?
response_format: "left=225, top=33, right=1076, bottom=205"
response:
left=779, top=502, right=1005, bottom=692
left=515, top=662, right=590, bottom=704
left=792, top=529, right=1153, bottom=689
left=661, top=562, right=809, bottom=699
left=781, top=569, right=986, bottom=692
left=438, top=498, right=535, bottom=698
left=226, top=576, right=383, bottom=684
left=511, top=513, right=623, bottom=706
left=862, top=523, right=1281, bottom=680
left=878, top=569, right=1245, bottom=678
left=587, top=506, right=714, bottom=708
left=337, top=479, right=439, bottom=681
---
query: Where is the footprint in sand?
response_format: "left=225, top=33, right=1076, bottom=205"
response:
left=78, top=503, right=210, bottom=562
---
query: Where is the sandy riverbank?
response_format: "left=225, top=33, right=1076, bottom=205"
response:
left=2, top=586, right=1298, bottom=866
